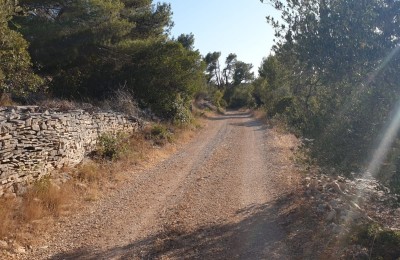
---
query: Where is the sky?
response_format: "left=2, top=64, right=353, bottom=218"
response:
left=166, top=0, right=279, bottom=74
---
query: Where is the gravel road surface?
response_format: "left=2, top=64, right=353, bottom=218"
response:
left=22, top=111, right=299, bottom=260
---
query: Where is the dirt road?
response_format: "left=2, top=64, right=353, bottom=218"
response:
left=23, top=111, right=300, bottom=259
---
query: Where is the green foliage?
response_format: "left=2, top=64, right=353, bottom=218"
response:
left=232, top=61, right=254, bottom=86
left=14, top=0, right=203, bottom=121
left=229, top=84, right=255, bottom=109
left=97, top=132, right=129, bottom=160
left=177, top=33, right=195, bottom=50
left=213, top=90, right=225, bottom=108
left=119, top=39, right=205, bottom=119
left=171, top=94, right=193, bottom=126
left=0, top=0, right=42, bottom=97
left=146, top=124, right=172, bottom=146
left=258, top=0, right=400, bottom=192
left=351, top=223, right=400, bottom=259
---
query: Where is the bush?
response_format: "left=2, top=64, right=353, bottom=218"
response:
left=146, top=124, right=173, bottom=146
left=96, top=132, right=130, bottom=160
left=228, top=84, right=256, bottom=108
left=171, top=95, right=193, bottom=126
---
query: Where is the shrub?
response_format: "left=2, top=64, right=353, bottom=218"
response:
left=146, top=124, right=173, bottom=146
left=96, top=132, right=129, bottom=160
left=229, top=84, right=256, bottom=108
left=171, top=95, right=193, bottom=126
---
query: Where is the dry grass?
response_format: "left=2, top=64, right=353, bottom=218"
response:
left=21, top=177, right=74, bottom=221
left=0, top=198, right=16, bottom=238
left=0, top=178, right=75, bottom=248
left=36, top=98, right=82, bottom=111
left=76, top=163, right=104, bottom=184
left=0, top=93, right=15, bottom=106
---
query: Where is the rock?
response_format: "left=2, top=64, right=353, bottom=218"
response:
left=3, top=192, right=16, bottom=199
left=329, top=223, right=342, bottom=234
left=317, top=204, right=327, bottom=213
left=14, top=245, right=26, bottom=254
left=326, top=181, right=345, bottom=194
left=75, top=182, right=88, bottom=190
left=0, top=240, right=8, bottom=249
left=325, top=209, right=337, bottom=222
left=0, top=107, right=139, bottom=194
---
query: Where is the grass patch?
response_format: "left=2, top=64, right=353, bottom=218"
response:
left=0, top=198, right=16, bottom=238
left=76, top=163, right=104, bottom=184
left=21, top=177, right=73, bottom=221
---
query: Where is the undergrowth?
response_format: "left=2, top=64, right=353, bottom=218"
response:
left=349, top=223, right=400, bottom=259
left=96, top=132, right=130, bottom=160
left=145, top=124, right=173, bottom=146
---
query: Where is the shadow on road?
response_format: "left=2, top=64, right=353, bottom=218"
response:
left=50, top=195, right=296, bottom=260
left=206, top=111, right=252, bottom=121
left=229, top=119, right=267, bottom=132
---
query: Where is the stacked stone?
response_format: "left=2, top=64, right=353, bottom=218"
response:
left=0, top=106, right=140, bottom=196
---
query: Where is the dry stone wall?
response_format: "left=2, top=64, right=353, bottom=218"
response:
left=0, top=106, right=140, bottom=195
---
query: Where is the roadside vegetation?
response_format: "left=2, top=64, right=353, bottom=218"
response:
left=1, top=0, right=400, bottom=257
left=255, top=0, right=400, bottom=256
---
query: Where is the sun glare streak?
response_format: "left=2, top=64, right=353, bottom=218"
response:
left=366, top=45, right=400, bottom=85
left=366, top=101, right=400, bottom=178
left=332, top=45, right=400, bottom=248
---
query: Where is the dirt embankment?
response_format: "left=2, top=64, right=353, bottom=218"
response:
left=11, top=111, right=307, bottom=260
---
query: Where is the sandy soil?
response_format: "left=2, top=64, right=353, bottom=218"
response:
left=19, top=111, right=302, bottom=260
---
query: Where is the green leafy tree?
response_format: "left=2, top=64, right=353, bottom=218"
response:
left=222, top=53, right=237, bottom=86
left=177, top=33, right=195, bottom=50
left=0, top=0, right=42, bottom=98
left=260, top=0, right=400, bottom=190
left=16, top=0, right=174, bottom=98
left=118, top=38, right=205, bottom=120
left=204, top=51, right=223, bottom=88
left=232, top=61, right=254, bottom=86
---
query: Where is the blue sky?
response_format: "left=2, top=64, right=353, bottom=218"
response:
left=166, top=0, right=279, bottom=74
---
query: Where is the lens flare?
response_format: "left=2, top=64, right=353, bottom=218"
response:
left=331, top=44, right=400, bottom=249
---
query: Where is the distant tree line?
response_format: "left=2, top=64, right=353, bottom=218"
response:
left=256, top=0, right=400, bottom=193
left=203, top=52, right=255, bottom=108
